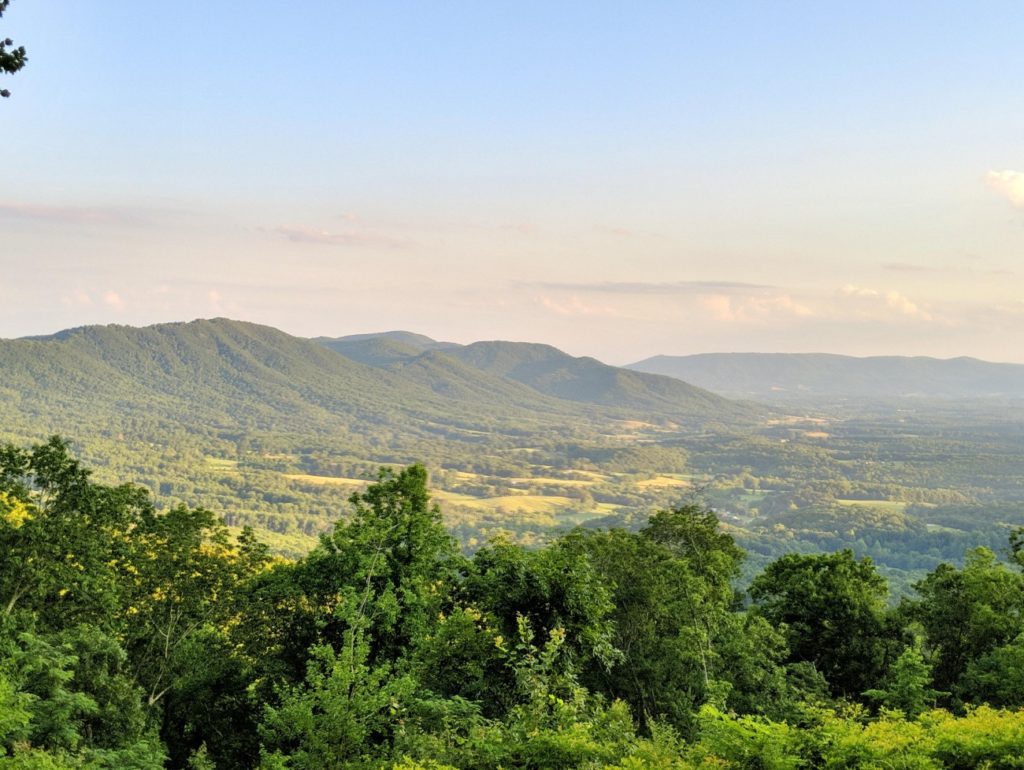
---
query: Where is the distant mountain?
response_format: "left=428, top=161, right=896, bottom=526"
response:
left=316, top=334, right=758, bottom=421
left=315, top=336, right=425, bottom=368
left=626, top=353, right=1024, bottom=400
left=446, top=341, right=743, bottom=417
left=316, top=330, right=458, bottom=356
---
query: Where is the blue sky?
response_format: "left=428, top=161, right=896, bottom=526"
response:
left=2, top=1, right=1023, bottom=362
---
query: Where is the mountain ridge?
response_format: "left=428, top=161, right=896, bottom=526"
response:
left=627, top=352, right=1024, bottom=400
left=313, top=331, right=755, bottom=420
left=1, top=319, right=758, bottom=439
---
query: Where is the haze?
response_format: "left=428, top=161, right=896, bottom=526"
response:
left=2, top=1, right=1022, bottom=364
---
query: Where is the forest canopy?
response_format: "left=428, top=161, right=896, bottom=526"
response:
left=1, top=437, right=1023, bottom=769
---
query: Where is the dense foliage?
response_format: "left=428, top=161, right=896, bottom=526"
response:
left=1, top=439, right=1023, bottom=768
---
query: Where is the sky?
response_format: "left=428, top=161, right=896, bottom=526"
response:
left=2, top=1, right=1023, bottom=364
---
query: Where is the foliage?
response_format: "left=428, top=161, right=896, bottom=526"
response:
left=749, top=550, right=894, bottom=697
left=864, top=638, right=946, bottom=717
left=1, top=437, right=1024, bottom=768
left=905, top=548, right=1024, bottom=698
left=0, top=0, right=27, bottom=98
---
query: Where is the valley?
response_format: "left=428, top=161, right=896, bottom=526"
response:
left=2, top=319, right=1022, bottom=595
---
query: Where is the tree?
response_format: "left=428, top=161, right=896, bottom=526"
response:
left=258, top=633, right=416, bottom=769
left=575, top=508, right=787, bottom=737
left=640, top=504, right=746, bottom=698
left=304, top=464, right=463, bottom=667
left=0, top=0, right=27, bottom=97
left=958, top=632, right=1024, bottom=709
left=0, top=437, right=152, bottom=629
left=577, top=529, right=711, bottom=733
left=863, top=638, right=945, bottom=717
left=118, top=507, right=265, bottom=710
left=749, top=550, right=894, bottom=698
left=907, top=548, right=1024, bottom=697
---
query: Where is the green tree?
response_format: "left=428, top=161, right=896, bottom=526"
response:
left=957, top=632, right=1024, bottom=709
left=119, top=506, right=264, bottom=709
left=906, top=548, right=1024, bottom=696
left=749, top=550, right=893, bottom=698
left=864, top=638, right=945, bottom=717
left=0, top=438, right=151, bottom=629
left=0, top=1, right=27, bottom=98
left=460, top=533, right=617, bottom=715
left=240, top=465, right=465, bottom=767
left=258, top=631, right=415, bottom=770
left=576, top=529, right=706, bottom=732
left=576, top=509, right=785, bottom=737
left=305, top=465, right=462, bottom=667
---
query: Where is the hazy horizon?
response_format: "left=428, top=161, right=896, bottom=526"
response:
left=8, top=315, right=1024, bottom=370
left=4, top=2, right=1023, bottom=363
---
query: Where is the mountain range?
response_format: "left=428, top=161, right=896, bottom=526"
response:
left=0, top=319, right=756, bottom=447
left=318, top=332, right=736, bottom=415
left=6, top=321, right=1022, bottom=450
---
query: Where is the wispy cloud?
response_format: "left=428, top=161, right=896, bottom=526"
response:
left=986, top=170, right=1024, bottom=208
left=530, top=279, right=811, bottom=325
left=0, top=202, right=131, bottom=226
left=592, top=225, right=639, bottom=238
left=497, top=223, right=539, bottom=236
left=274, top=225, right=407, bottom=248
left=528, top=280, right=775, bottom=294
left=60, top=290, right=94, bottom=308
left=881, top=262, right=941, bottom=273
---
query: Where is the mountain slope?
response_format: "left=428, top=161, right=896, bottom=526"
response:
left=317, top=333, right=760, bottom=422
left=2, top=320, right=761, bottom=455
left=4, top=320, right=625, bottom=442
left=449, top=341, right=754, bottom=418
left=627, top=352, right=1024, bottom=400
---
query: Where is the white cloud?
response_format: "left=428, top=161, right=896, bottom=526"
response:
left=530, top=280, right=774, bottom=294
left=840, top=285, right=932, bottom=321
left=698, top=293, right=815, bottom=323
left=986, top=170, right=1024, bottom=208
left=884, top=290, right=931, bottom=320
left=841, top=284, right=880, bottom=299
left=538, top=295, right=623, bottom=318
left=102, top=291, right=125, bottom=310
left=60, top=290, right=93, bottom=308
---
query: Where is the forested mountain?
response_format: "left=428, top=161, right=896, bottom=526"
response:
left=3, top=319, right=755, bottom=432
left=320, top=333, right=754, bottom=419
left=315, top=331, right=459, bottom=366
left=627, top=352, right=1024, bottom=400
left=0, top=319, right=762, bottom=553
left=317, top=329, right=459, bottom=352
